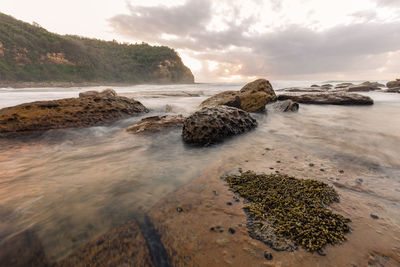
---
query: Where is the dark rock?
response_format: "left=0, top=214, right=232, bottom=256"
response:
left=210, top=227, right=215, bottom=231
left=182, top=106, right=257, bottom=145
left=228, top=228, right=236, bottom=234
left=213, top=190, right=218, bottom=196
left=126, top=115, right=185, bottom=134
left=317, top=249, right=327, bottom=256
left=370, top=214, right=379, bottom=219
left=226, top=202, right=233, bottom=206
left=339, top=170, right=344, bottom=173
left=200, top=79, right=277, bottom=112
left=264, top=251, right=273, bottom=260
left=356, top=178, right=363, bottom=184
left=0, top=91, right=148, bottom=137
left=311, top=84, right=320, bottom=87
left=276, top=161, right=281, bottom=163
left=268, top=100, right=299, bottom=112
left=277, top=92, right=373, bottom=105
left=0, top=230, right=49, bottom=267
left=386, top=87, right=400, bottom=93
left=320, top=168, right=325, bottom=172
left=335, top=82, right=354, bottom=89
left=309, top=163, right=315, bottom=167
left=347, top=85, right=380, bottom=92
left=387, top=80, right=400, bottom=88
left=177, top=207, right=183, bottom=213
left=360, top=81, right=385, bottom=88
left=238, top=168, right=243, bottom=173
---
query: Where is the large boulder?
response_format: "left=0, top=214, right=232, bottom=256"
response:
left=0, top=91, right=148, bottom=137
left=277, top=93, right=373, bottom=105
left=182, top=106, right=257, bottom=145
left=126, top=115, right=185, bottom=134
left=387, top=79, right=400, bottom=88
left=79, top=88, right=117, bottom=98
left=200, top=79, right=277, bottom=112
left=268, top=100, right=299, bottom=112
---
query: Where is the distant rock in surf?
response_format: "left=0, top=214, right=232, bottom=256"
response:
left=387, top=79, right=400, bottom=88
left=126, top=115, right=185, bottom=134
left=268, top=100, right=299, bottom=112
left=277, top=92, right=373, bottom=105
left=182, top=106, right=257, bottom=145
left=0, top=90, right=148, bottom=137
left=200, top=79, right=277, bottom=112
left=79, top=88, right=117, bottom=98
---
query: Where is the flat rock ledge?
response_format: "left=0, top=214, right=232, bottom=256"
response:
left=182, top=106, right=257, bottom=146
left=0, top=89, right=148, bottom=137
left=126, top=115, right=185, bottom=134
left=277, top=92, right=373, bottom=105
left=200, top=79, right=277, bottom=112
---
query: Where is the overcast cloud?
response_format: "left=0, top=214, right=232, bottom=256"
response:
left=109, top=0, right=400, bottom=81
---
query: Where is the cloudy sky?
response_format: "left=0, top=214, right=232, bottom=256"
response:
left=2, top=0, right=400, bottom=82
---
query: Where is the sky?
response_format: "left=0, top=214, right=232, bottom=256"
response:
left=1, top=0, right=400, bottom=82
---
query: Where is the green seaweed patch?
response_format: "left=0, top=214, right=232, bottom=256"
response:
left=222, top=171, right=351, bottom=253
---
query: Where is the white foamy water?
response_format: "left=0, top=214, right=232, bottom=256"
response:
left=0, top=81, right=399, bottom=263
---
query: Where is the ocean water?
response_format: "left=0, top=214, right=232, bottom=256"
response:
left=0, top=81, right=399, bottom=263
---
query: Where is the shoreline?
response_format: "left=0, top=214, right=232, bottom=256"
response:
left=0, top=81, right=197, bottom=89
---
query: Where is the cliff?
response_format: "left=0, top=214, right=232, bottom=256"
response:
left=0, top=13, right=194, bottom=86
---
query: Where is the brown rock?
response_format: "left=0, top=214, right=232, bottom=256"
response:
left=0, top=93, right=148, bottom=137
left=0, top=230, right=49, bottom=267
left=126, top=115, right=185, bottom=134
left=386, top=87, right=400, bottom=93
left=386, top=80, right=400, bottom=88
left=200, top=79, right=277, bottom=112
left=57, top=221, right=154, bottom=267
left=279, top=87, right=326, bottom=93
left=347, top=85, right=379, bottom=92
left=182, top=106, right=257, bottom=145
left=79, top=88, right=117, bottom=98
left=277, top=92, right=373, bottom=105
left=268, top=100, right=299, bottom=112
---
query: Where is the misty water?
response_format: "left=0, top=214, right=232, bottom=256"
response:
left=0, top=82, right=400, bottom=263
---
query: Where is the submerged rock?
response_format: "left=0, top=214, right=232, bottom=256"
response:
left=347, top=85, right=380, bottom=92
left=268, top=100, right=299, bottom=112
left=0, top=230, right=49, bottom=267
left=0, top=91, right=148, bottom=137
left=182, top=106, right=257, bottom=145
left=335, top=82, right=354, bottom=89
left=200, top=79, right=277, bottom=112
left=222, top=171, right=351, bottom=253
left=278, top=87, right=326, bottom=93
left=277, top=92, right=373, bottom=105
left=126, top=115, right=185, bottom=134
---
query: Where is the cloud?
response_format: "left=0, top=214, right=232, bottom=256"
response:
left=375, top=0, right=400, bottom=7
left=109, top=0, right=400, bottom=81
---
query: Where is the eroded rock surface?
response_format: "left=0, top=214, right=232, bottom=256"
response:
left=182, top=106, right=257, bottom=145
left=0, top=91, right=148, bottom=137
left=277, top=93, right=373, bottom=105
left=79, top=88, right=117, bottom=98
left=268, top=100, right=299, bottom=112
left=386, top=87, right=400, bottom=93
left=200, top=79, right=277, bottom=112
left=386, top=79, right=400, bottom=88
left=126, top=115, right=185, bottom=134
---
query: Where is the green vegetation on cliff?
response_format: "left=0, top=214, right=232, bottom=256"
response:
left=0, top=12, right=194, bottom=84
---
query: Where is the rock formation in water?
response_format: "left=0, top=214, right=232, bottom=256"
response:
left=126, top=115, right=185, bottom=134
left=182, top=106, right=257, bottom=145
left=277, top=92, right=374, bottom=105
left=268, top=100, right=299, bottom=112
left=200, top=79, right=277, bottom=112
left=0, top=89, right=148, bottom=137
left=386, top=79, right=400, bottom=89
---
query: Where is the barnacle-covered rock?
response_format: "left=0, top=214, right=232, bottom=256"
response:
left=222, top=171, right=351, bottom=253
left=182, top=106, right=257, bottom=145
left=126, top=115, right=185, bottom=134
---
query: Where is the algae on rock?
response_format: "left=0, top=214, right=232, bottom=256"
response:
left=222, top=171, right=351, bottom=253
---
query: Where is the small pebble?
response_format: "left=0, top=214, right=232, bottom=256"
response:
left=228, top=228, right=236, bottom=234
left=275, top=171, right=279, bottom=174
left=309, top=163, right=315, bottom=167
left=219, top=229, right=224, bottom=233
left=262, top=153, right=265, bottom=156
left=238, top=168, right=243, bottom=173
left=317, top=249, right=326, bottom=256
left=210, top=227, right=215, bottom=231
left=233, top=196, right=240, bottom=202
left=264, top=251, right=273, bottom=260
left=226, top=202, right=233, bottom=206
left=320, top=168, right=325, bottom=172
left=213, top=190, right=218, bottom=196
left=356, top=178, right=363, bottom=184
left=269, top=167, right=274, bottom=170
left=370, top=214, right=379, bottom=219
left=96, top=239, right=104, bottom=246
left=339, top=170, right=344, bottom=173
left=245, top=160, right=249, bottom=162
left=177, top=207, right=183, bottom=213
left=265, top=148, right=270, bottom=151
left=276, top=160, right=281, bottom=163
